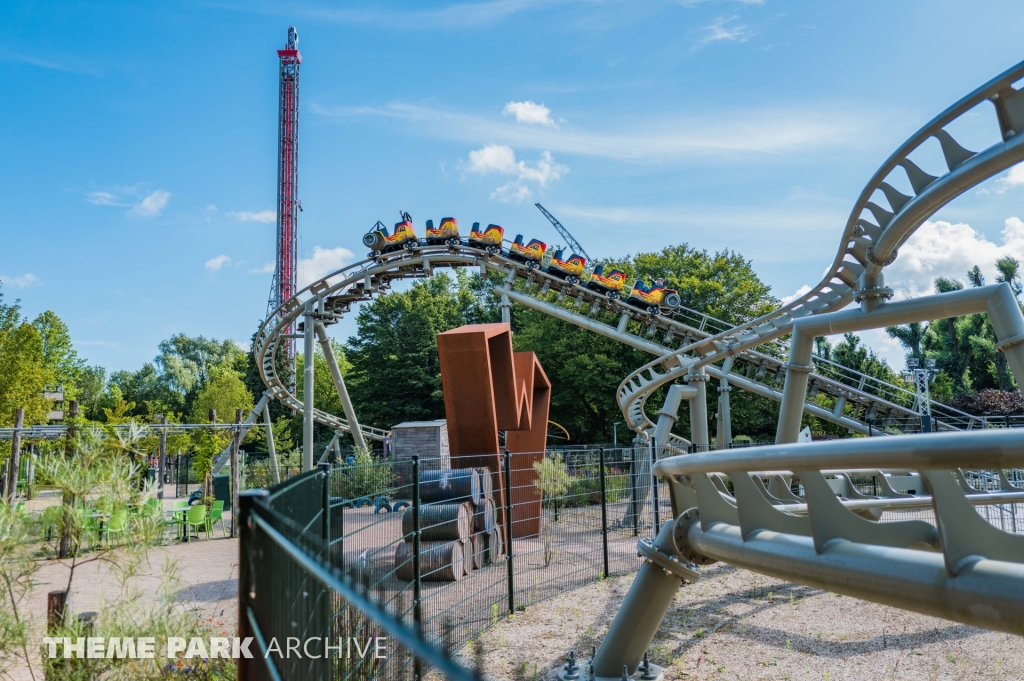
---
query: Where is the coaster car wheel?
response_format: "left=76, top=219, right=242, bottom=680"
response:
left=568, top=276, right=581, bottom=286
left=403, top=240, right=418, bottom=251
left=648, top=305, right=661, bottom=316
left=607, top=290, right=620, bottom=300
left=526, top=260, right=539, bottom=270
left=486, top=246, right=500, bottom=256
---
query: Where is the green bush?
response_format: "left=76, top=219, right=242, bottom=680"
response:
left=333, top=447, right=395, bottom=499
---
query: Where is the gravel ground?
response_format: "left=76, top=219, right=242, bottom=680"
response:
left=456, top=564, right=1024, bottom=681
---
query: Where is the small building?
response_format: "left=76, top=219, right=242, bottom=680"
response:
left=390, top=420, right=450, bottom=493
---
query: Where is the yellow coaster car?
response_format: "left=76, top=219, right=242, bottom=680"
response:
left=469, top=222, right=504, bottom=254
left=626, top=278, right=682, bottom=314
left=363, top=219, right=419, bottom=254
left=425, top=217, right=460, bottom=246
left=546, top=250, right=587, bottom=285
left=586, top=265, right=627, bottom=299
left=508, top=235, right=547, bottom=268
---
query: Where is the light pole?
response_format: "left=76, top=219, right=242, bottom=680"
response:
left=613, top=422, right=622, bottom=449
left=903, top=357, right=937, bottom=432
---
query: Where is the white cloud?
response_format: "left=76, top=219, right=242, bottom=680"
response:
left=249, top=263, right=276, bottom=274
left=129, top=189, right=171, bottom=218
left=254, top=0, right=551, bottom=30
left=884, top=217, right=1024, bottom=300
left=205, top=255, right=231, bottom=272
left=701, top=16, right=752, bottom=44
left=780, top=284, right=812, bottom=306
left=0, top=273, right=40, bottom=289
left=993, top=162, right=1024, bottom=193
left=677, top=0, right=763, bottom=6
left=463, top=144, right=567, bottom=202
left=73, top=339, right=119, bottom=348
left=312, top=101, right=873, bottom=163
left=298, top=246, right=357, bottom=289
left=206, top=204, right=218, bottom=211
left=502, top=101, right=557, bottom=127
left=228, top=209, right=276, bottom=223
left=86, top=191, right=123, bottom=206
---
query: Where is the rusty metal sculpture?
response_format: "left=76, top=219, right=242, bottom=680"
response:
left=437, top=323, right=551, bottom=538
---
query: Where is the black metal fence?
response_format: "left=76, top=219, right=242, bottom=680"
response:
left=238, top=446, right=666, bottom=680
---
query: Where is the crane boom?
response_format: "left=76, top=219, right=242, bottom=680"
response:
left=535, top=203, right=591, bottom=262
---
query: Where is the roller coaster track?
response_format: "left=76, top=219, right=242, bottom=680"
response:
left=253, top=60, right=1024, bottom=454
left=616, top=58, right=1024, bottom=442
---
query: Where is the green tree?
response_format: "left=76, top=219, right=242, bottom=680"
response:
left=995, top=256, right=1023, bottom=296
left=188, top=366, right=253, bottom=495
left=74, top=365, right=107, bottom=420
left=32, top=310, right=84, bottom=398
left=347, top=273, right=478, bottom=428
left=0, top=290, right=50, bottom=428
left=602, top=245, right=777, bottom=324
left=885, top=322, right=929, bottom=365
left=190, top=365, right=254, bottom=424
left=993, top=256, right=1022, bottom=390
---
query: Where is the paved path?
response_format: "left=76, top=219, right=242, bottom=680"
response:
left=7, top=493, right=240, bottom=680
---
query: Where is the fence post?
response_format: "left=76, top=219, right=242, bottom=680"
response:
left=237, top=489, right=268, bottom=681
left=503, top=450, right=515, bottom=615
left=319, top=462, right=331, bottom=552
left=630, top=446, right=639, bottom=537
left=231, top=409, right=242, bottom=538
left=157, top=415, right=167, bottom=500
left=599, top=447, right=609, bottom=579
left=317, top=461, right=331, bottom=680
left=412, top=455, right=422, bottom=681
left=7, top=408, right=23, bottom=504
left=651, top=437, right=661, bottom=534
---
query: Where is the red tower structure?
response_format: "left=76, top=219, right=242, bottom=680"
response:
left=271, top=26, right=301, bottom=357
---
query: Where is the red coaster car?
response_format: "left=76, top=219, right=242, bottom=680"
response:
left=508, top=235, right=547, bottom=268
left=363, top=219, right=419, bottom=254
left=425, top=217, right=460, bottom=246
left=626, top=278, right=682, bottom=314
left=546, top=250, right=587, bottom=285
left=469, top=222, right=504, bottom=255
left=586, top=265, right=627, bottom=299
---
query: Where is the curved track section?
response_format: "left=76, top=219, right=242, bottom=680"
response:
left=617, top=59, right=1024, bottom=440
left=255, top=59, right=1024, bottom=449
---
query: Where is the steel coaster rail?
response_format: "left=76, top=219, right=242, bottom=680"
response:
left=255, top=240, right=955, bottom=452
left=582, top=60, right=1024, bottom=680
left=614, top=58, right=1024, bottom=442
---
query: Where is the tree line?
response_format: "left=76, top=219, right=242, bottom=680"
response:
left=3, top=245, right=1022, bottom=456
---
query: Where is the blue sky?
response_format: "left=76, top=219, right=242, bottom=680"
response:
left=3, top=0, right=1024, bottom=374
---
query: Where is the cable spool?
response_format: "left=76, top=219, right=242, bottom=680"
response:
left=401, top=503, right=471, bottom=541
left=472, top=533, right=485, bottom=570
left=394, top=541, right=463, bottom=582
left=474, top=498, right=495, bottom=533
left=421, top=469, right=481, bottom=504
left=460, top=537, right=475, bottom=575
left=475, top=467, right=494, bottom=500
left=485, top=527, right=504, bottom=564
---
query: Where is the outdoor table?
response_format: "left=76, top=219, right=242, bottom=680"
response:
left=166, top=508, right=189, bottom=541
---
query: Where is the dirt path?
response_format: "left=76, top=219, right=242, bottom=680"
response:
left=463, top=565, right=1024, bottom=680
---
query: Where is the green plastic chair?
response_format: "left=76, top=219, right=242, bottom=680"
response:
left=139, top=498, right=161, bottom=518
left=77, top=507, right=101, bottom=550
left=104, top=509, right=129, bottom=547
left=183, top=504, right=208, bottom=542
left=40, top=505, right=62, bottom=541
left=206, top=500, right=227, bottom=538
left=164, top=501, right=188, bottom=540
